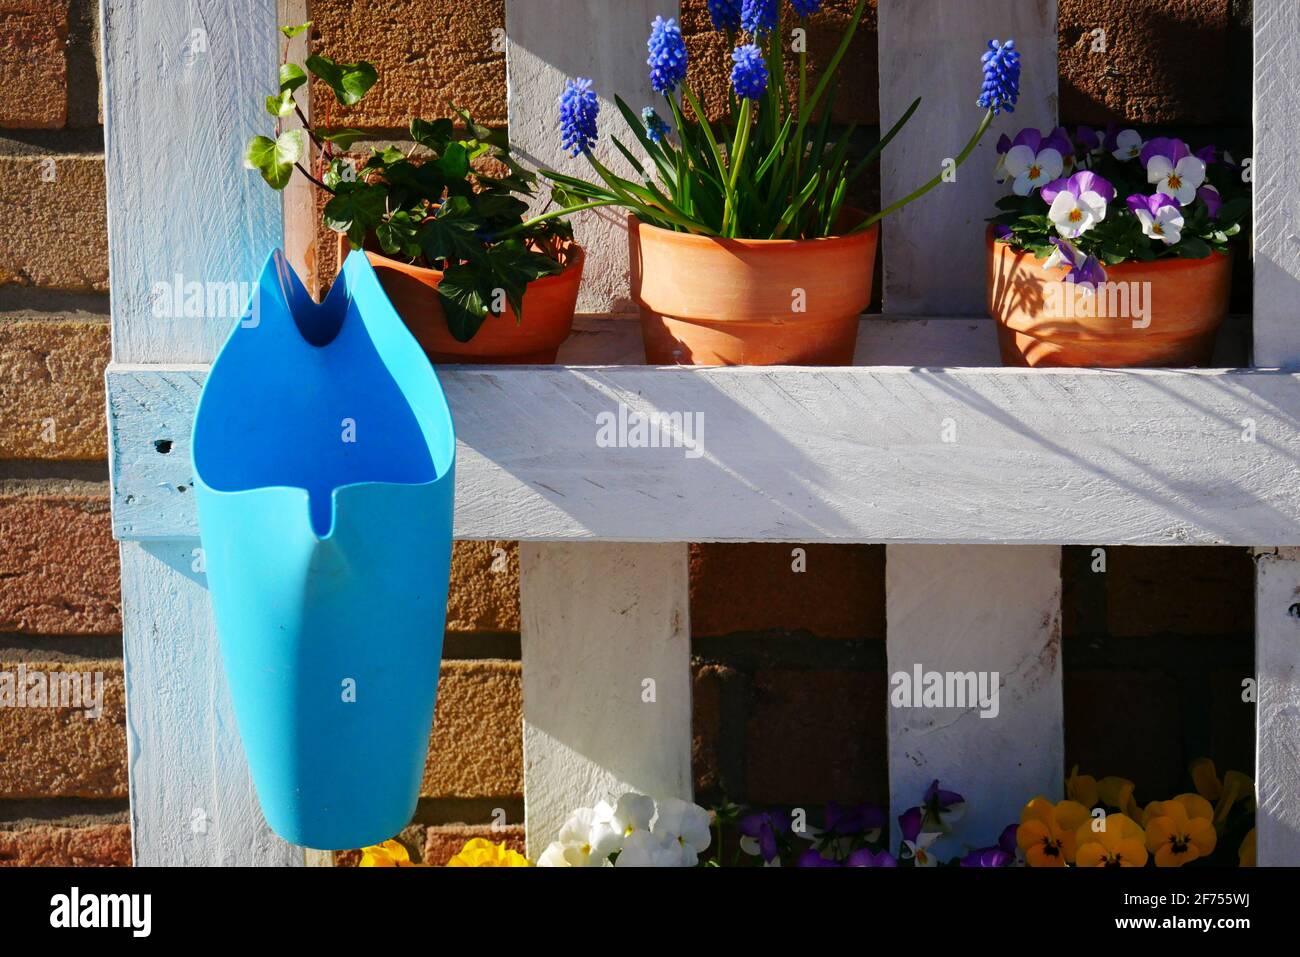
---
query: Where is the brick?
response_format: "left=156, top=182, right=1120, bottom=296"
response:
left=690, top=543, right=885, bottom=639
left=0, top=659, right=127, bottom=798
left=0, top=823, right=131, bottom=866
left=423, top=823, right=525, bottom=866
left=1104, top=546, right=1253, bottom=637
left=0, top=493, right=120, bottom=635
left=422, top=660, right=521, bottom=798
left=0, top=318, right=109, bottom=459
left=0, top=1, right=68, bottom=129
left=745, top=668, right=887, bottom=806
left=1064, top=669, right=1184, bottom=800
left=309, top=0, right=506, bottom=131
left=1059, top=0, right=1234, bottom=125
left=446, top=540, right=519, bottom=633
left=0, top=155, right=108, bottom=291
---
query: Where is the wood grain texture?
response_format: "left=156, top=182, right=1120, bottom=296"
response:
left=505, top=0, right=672, bottom=315
left=886, top=544, right=1063, bottom=856
left=878, top=0, right=1058, bottom=314
left=1252, top=0, right=1300, bottom=368
left=119, top=541, right=301, bottom=865
left=519, top=542, right=692, bottom=857
left=109, top=357, right=1300, bottom=546
left=1254, top=548, right=1300, bottom=865
left=102, top=0, right=283, bottom=363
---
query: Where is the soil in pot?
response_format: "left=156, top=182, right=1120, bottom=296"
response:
left=630, top=213, right=879, bottom=366
left=338, top=234, right=584, bottom=364
left=986, top=231, right=1232, bottom=368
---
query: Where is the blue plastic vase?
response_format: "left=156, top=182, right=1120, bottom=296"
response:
left=192, top=249, right=455, bottom=850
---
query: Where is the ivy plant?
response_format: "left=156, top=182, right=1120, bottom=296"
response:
left=244, top=22, right=573, bottom=342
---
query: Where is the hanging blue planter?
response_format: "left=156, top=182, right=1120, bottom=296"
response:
left=192, top=249, right=455, bottom=850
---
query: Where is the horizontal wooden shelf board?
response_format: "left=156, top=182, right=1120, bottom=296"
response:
left=107, top=317, right=1299, bottom=545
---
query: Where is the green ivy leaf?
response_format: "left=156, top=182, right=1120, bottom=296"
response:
left=432, top=141, right=470, bottom=182
left=417, top=203, right=484, bottom=265
left=317, top=127, right=368, bottom=150
left=265, top=89, right=297, bottom=118
left=306, top=54, right=377, bottom=106
left=244, top=130, right=303, bottom=190
left=480, top=243, right=563, bottom=320
left=376, top=211, right=422, bottom=259
left=436, top=264, right=495, bottom=342
left=323, top=182, right=387, bottom=245
left=280, top=21, right=313, bottom=38
left=279, top=63, right=307, bottom=93
left=410, top=118, right=454, bottom=152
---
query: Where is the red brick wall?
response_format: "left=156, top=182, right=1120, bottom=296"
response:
left=1, top=1, right=1256, bottom=865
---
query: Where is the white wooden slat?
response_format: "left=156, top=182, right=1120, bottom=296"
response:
left=877, top=0, right=1058, bottom=314
left=107, top=360, right=1300, bottom=546
left=1254, top=547, right=1300, bottom=865
left=119, top=541, right=301, bottom=866
left=102, top=0, right=284, bottom=364
left=518, top=542, right=693, bottom=858
left=886, top=544, right=1063, bottom=854
left=279, top=0, right=319, bottom=296
left=505, top=0, right=672, bottom=315
left=102, top=0, right=301, bottom=864
left=1252, top=0, right=1300, bottom=368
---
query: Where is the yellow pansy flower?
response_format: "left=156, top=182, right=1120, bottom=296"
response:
left=359, top=839, right=424, bottom=867
left=1097, top=776, right=1139, bottom=818
left=1066, top=766, right=1098, bottom=808
left=1143, top=794, right=1217, bottom=867
left=1016, top=797, right=1090, bottom=867
left=446, top=838, right=532, bottom=867
left=1074, top=813, right=1148, bottom=868
left=1238, top=828, right=1256, bottom=867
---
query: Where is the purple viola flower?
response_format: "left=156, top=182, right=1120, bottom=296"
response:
left=739, top=810, right=788, bottom=862
left=1126, top=191, right=1185, bottom=245
left=898, top=806, right=941, bottom=866
left=741, top=0, right=779, bottom=34
left=978, top=38, right=1020, bottom=115
left=706, top=0, right=743, bottom=31
left=996, top=133, right=1012, bottom=155
left=1197, top=184, right=1222, bottom=219
left=795, top=848, right=840, bottom=867
left=960, top=846, right=1014, bottom=867
left=1141, top=136, right=1206, bottom=205
left=730, top=43, right=769, bottom=100
left=823, top=800, right=886, bottom=838
left=1195, top=143, right=1216, bottom=165
left=922, top=780, right=966, bottom=830
left=789, top=0, right=824, bottom=16
left=1139, top=136, right=1192, bottom=168
left=647, top=16, right=688, bottom=95
left=999, top=823, right=1019, bottom=857
left=1076, top=125, right=1102, bottom=155
left=992, top=223, right=1013, bottom=240
left=1042, top=171, right=1115, bottom=239
left=1041, top=170, right=1116, bottom=205
left=1045, top=237, right=1108, bottom=287
left=1003, top=127, right=1072, bottom=195
left=847, top=847, right=898, bottom=867
left=559, top=77, right=599, bottom=157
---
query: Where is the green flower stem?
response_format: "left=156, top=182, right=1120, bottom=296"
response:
left=854, top=107, right=995, bottom=231
left=723, top=97, right=754, bottom=236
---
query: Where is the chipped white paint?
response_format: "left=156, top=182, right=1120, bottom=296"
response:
left=107, top=359, right=1300, bottom=546
left=886, top=544, right=1062, bottom=854
left=505, top=0, right=672, bottom=315
left=102, top=0, right=301, bottom=864
left=878, top=0, right=1058, bottom=314
left=519, top=542, right=693, bottom=857
left=1254, top=548, right=1300, bottom=865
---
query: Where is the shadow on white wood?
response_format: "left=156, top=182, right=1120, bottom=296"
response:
left=1254, top=548, right=1300, bottom=866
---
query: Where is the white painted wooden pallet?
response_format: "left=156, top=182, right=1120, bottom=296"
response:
left=100, top=0, right=1300, bottom=864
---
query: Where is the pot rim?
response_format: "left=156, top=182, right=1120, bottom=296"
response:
left=344, top=235, right=586, bottom=289
left=986, top=225, right=1232, bottom=274
left=630, top=210, right=879, bottom=250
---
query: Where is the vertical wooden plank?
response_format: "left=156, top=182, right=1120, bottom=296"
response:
left=120, top=542, right=301, bottom=866
left=102, top=0, right=299, bottom=863
left=102, top=0, right=283, bottom=364
left=886, top=544, right=1062, bottom=853
left=505, top=0, right=673, bottom=316
left=279, top=0, right=320, bottom=297
left=519, top=542, right=692, bottom=857
left=1255, top=548, right=1300, bottom=865
left=877, top=0, right=1058, bottom=315
left=1252, top=0, right=1300, bottom=368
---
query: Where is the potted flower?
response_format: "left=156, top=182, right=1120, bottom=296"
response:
left=245, top=23, right=583, bottom=363
left=987, top=125, right=1250, bottom=367
left=538, top=1, right=1021, bottom=366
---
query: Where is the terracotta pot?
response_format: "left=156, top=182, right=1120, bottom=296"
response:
left=629, top=213, right=879, bottom=366
left=337, top=233, right=583, bottom=364
left=986, top=230, right=1232, bottom=367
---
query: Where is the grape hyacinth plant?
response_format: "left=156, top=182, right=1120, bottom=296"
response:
left=989, top=123, right=1250, bottom=284
left=535, top=1, right=1020, bottom=241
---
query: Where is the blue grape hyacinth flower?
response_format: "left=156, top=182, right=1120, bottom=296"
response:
left=741, top=0, right=779, bottom=35
left=559, top=77, right=599, bottom=157
left=641, top=106, right=672, bottom=145
left=789, top=0, right=823, bottom=17
left=978, top=38, right=1020, bottom=115
left=707, top=0, right=742, bottom=31
left=647, top=16, right=688, bottom=95
left=731, top=43, right=769, bottom=100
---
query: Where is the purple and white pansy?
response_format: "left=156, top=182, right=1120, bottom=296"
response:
left=1041, top=170, right=1115, bottom=239
left=1140, top=137, right=1207, bottom=205
left=1044, top=236, right=1107, bottom=288
left=1111, top=128, right=1144, bottom=161
left=1126, top=192, right=1185, bottom=245
left=999, top=127, right=1072, bottom=195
